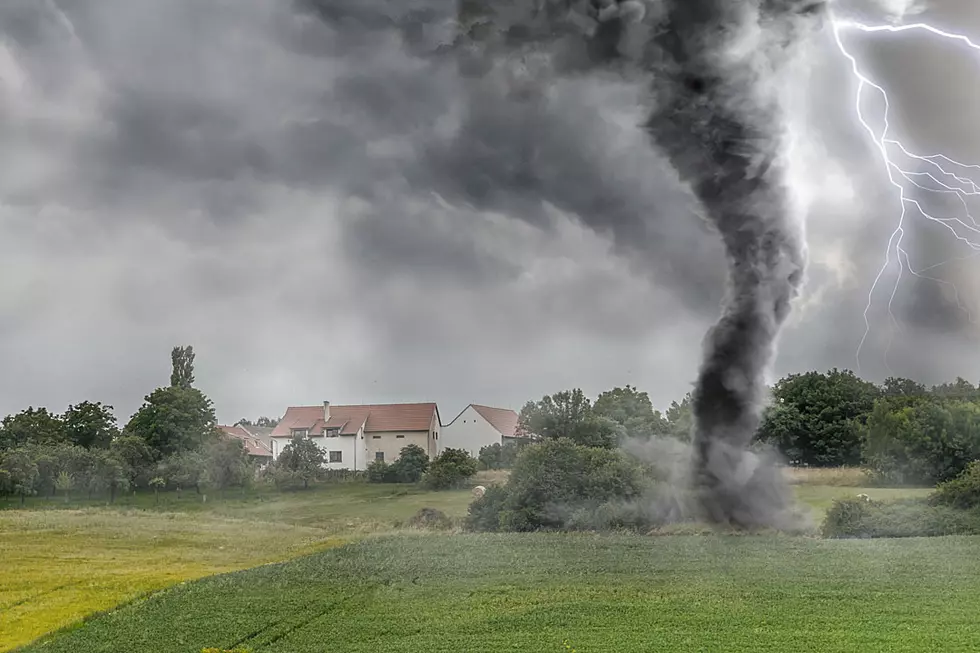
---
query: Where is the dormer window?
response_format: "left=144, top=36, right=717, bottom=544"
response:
left=324, top=428, right=340, bottom=437
left=291, top=428, right=309, bottom=438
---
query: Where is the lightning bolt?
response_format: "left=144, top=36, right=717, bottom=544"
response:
left=830, top=15, right=980, bottom=375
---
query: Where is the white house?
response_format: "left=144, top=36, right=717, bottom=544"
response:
left=440, top=404, right=525, bottom=457
left=269, top=401, right=441, bottom=471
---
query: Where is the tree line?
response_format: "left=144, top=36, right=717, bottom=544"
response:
left=0, top=346, right=258, bottom=503
left=508, top=372, right=980, bottom=485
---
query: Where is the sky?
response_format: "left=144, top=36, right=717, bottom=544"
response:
left=1, top=0, right=979, bottom=426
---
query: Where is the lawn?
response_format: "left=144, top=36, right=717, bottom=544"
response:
left=20, top=533, right=980, bottom=653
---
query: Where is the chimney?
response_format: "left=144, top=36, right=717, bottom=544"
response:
left=323, top=400, right=331, bottom=422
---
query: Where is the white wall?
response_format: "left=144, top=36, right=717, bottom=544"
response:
left=271, top=428, right=368, bottom=471
left=440, top=406, right=502, bottom=457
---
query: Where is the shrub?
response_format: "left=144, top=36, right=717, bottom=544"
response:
left=424, top=448, right=478, bottom=490
left=477, top=441, right=526, bottom=470
left=466, top=485, right=510, bottom=532
left=468, top=438, right=656, bottom=532
left=387, top=444, right=430, bottom=483
left=932, top=461, right=980, bottom=510
left=407, top=507, right=453, bottom=530
left=822, top=497, right=980, bottom=538
left=366, top=460, right=390, bottom=483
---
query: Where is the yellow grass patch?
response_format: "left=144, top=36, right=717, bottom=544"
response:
left=0, top=510, right=340, bottom=651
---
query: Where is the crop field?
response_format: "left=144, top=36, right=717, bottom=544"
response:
left=20, top=533, right=980, bottom=653
left=0, top=476, right=939, bottom=652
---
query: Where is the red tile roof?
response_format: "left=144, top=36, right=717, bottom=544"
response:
left=271, top=403, right=437, bottom=437
left=218, top=425, right=273, bottom=457
left=471, top=405, right=521, bottom=437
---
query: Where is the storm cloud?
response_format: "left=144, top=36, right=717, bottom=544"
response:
left=1, top=0, right=978, bottom=424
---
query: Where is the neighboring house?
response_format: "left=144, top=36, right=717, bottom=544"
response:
left=218, top=425, right=273, bottom=463
left=269, top=402, right=441, bottom=471
left=440, top=404, right=526, bottom=457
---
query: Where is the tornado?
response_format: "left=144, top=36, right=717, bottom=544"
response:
left=645, top=0, right=826, bottom=527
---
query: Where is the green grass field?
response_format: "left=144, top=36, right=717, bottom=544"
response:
left=0, top=478, right=944, bottom=652
left=20, top=533, right=980, bottom=653
left=0, top=484, right=474, bottom=651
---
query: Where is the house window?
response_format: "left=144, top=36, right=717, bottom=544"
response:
left=372, top=435, right=381, bottom=439
left=291, top=428, right=308, bottom=438
left=375, top=452, right=385, bottom=462
left=396, top=434, right=405, bottom=439
left=329, top=451, right=342, bottom=463
left=324, top=428, right=339, bottom=438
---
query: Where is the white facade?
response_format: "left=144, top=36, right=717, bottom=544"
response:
left=272, top=429, right=369, bottom=471
left=440, top=405, right=504, bottom=457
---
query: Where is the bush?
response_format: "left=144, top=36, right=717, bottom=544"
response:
left=822, top=496, right=980, bottom=538
left=387, top=444, right=429, bottom=483
left=424, top=448, right=478, bottom=490
left=466, top=485, right=510, bottom=532
left=477, top=441, right=526, bottom=470
left=407, top=507, right=453, bottom=530
left=467, top=438, right=656, bottom=532
left=366, top=460, right=390, bottom=483
left=932, top=461, right=980, bottom=510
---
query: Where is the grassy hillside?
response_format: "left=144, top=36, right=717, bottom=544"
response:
left=22, top=533, right=980, bottom=653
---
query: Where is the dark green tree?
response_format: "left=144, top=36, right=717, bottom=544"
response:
left=205, top=437, right=251, bottom=492
left=0, top=449, right=39, bottom=504
left=863, top=398, right=980, bottom=485
left=424, top=448, right=478, bottom=490
left=276, top=436, right=326, bottom=489
left=170, top=345, right=196, bottom=388
left=664, top=392, right=694, bottom=442
left=125, top=386, right=218, bottom=458
left=758, top=369, right=880, bottom=466
left=63, top=401, right=119, bottom=449
left=593, top=385, right=669, bottom=439
left=930, top=377, right=980, bottom=401
left=387, top=444, right=430, bottom=483
left=110, top=435, right=156, bottom=488
left=518, top=389, right=618, bottom=449
left=881, top=377, right=927, bottom=397
left=0, top=407, right=66, bottom=450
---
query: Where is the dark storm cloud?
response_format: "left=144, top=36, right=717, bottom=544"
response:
left=1, top=0, right=979, bottom=425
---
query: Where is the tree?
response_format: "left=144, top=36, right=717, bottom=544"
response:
left=862, top=397, right=980, bottom=485
left=518, top=389, right=618, bottom=449
left=424, top=448, right=478, bottom=490
left=110, top=435, right=155, bottom=489
left=882, top=377, right=927, bottom=398
left=276, top=436, right=326, bottom=489
left=593, top=385, right=669, bottom=439
left=170, top=345, right=196, bottom=388
left=0, top=407, right=66, bottom=451
left=386, top=444, right=430, bottom=483
left=63, top=401, right=119, bottom=449
left=931, top=377, right=980, bottom=401
left=162, top=450, right=209, bottom=495
left=125, top=386, right=218, bottom=458
left=86, top=450, right=129, bottom=503
left=0, top=449, right=39, bottom=505
left=664, top=392, right=694, bottom=442
left=55, top=471, right=75, bottom=503
left=255, top=416, right=280, bottom=428
left=204, top=438, right=251, bottom=492
left=758, top=369, right=880, bottom=466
